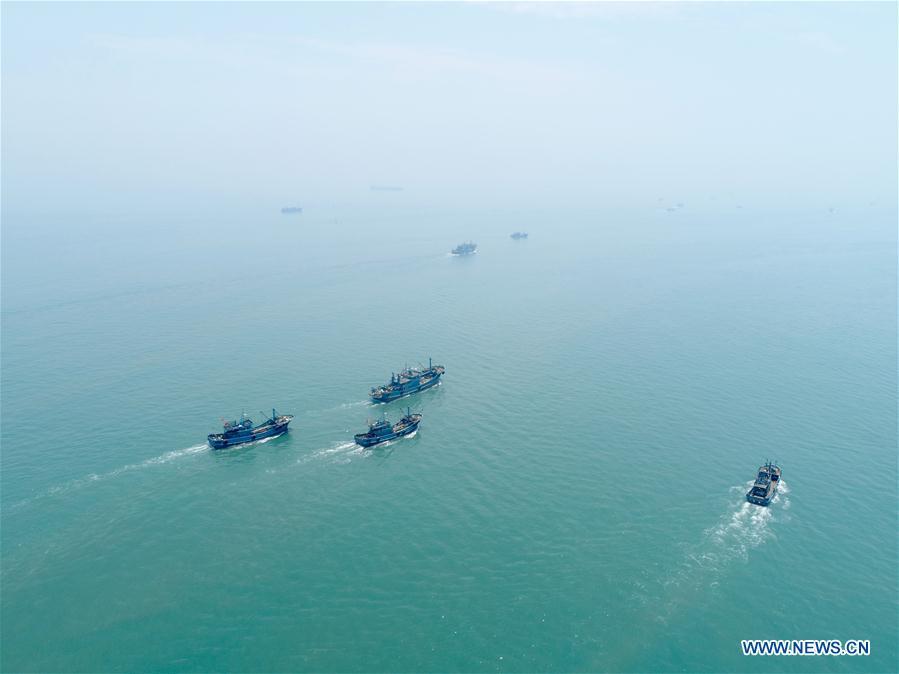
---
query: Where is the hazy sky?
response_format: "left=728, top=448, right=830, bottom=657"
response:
left=2, top=2, right=896, bottom=214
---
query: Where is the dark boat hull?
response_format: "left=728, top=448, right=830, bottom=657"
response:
left=371, top=373, right=442, bottom=403
left=746, top=463, right=781, bottom=506
left=208, top=420, right=291, bottom=449
left=354, top=418, right=421, bottom=448
left=746, top=487, right=777, bottom=507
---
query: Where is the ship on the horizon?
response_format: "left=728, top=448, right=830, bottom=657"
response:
left=746, top=461, right=781, bottom=506
left=370, top=358, right=445, bottom=403
left=510, top=232, right=528, bottom=239
left=281, top=206, right=303, bottom=214
left=354, top=409, right=422, bottom=448
left=451, top=241, right=477, bottom=255
left=207, top=409, right=293, bottom=449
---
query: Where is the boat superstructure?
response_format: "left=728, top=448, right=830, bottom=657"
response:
left=207, top=409, right=293, bottom=449
left=354, top=409, right=422, bottom=448
left=746, top=461, right=782, bottom=506
left=451, top=241, right=477, bottom=255
left=370, top=358, right=445, bottom=403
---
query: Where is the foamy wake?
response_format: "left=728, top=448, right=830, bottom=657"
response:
left=295, top=441, right=360, bottom=466
left=655, top=481, right=791, bottom=619
left=319, top=400, right=370, bottom=413
left=697, top=481, right=789, bottom=569
left=292, top=431, right=417, bottom=468
left=703, top=502, right=772, bottom=567
left=9, top=443, right=209, bottom=511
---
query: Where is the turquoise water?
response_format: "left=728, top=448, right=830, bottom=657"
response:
left=2, top=204, right=896, bottom=672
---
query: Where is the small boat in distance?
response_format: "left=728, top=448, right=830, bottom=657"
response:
left=452, top=241, right=477, bottom=255
left=207, top=409, right=293, bottom=449
left=281, top=206, right=303, bottom=214
left=746, top=461, right=781, bottom=506
left=371, top=358, right=445, bottom=403
left=510, top=232, right=528, bottom=239
left=354, top=409, right=422, bottom=448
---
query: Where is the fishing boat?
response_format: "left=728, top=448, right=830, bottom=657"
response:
left=370, top=358, right=445, bottom=403
left=354, top=409, right=422, bottom=448
left=207, top=409, right=293, bottom=449
left=451, top=241, right=477, bottom=255
left=746, top=461, right=782, bottom=506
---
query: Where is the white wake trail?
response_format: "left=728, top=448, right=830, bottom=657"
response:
left=9, top=443, right=210, bottom=511
left=650, top=481, right=791, bottom=625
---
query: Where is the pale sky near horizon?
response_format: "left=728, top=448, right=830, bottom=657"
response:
left=2, top=2, right=896, bottom=215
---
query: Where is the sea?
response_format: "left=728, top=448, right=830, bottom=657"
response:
left=2, top=200, right=896, bottom=672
